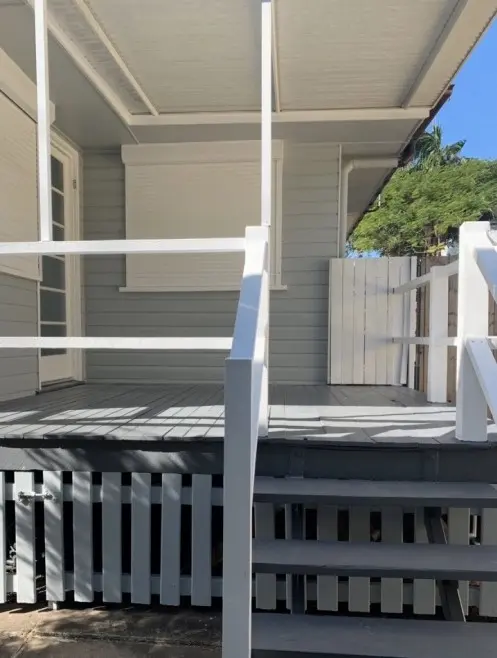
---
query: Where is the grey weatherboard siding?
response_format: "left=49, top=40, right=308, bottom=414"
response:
left=83, top=144, right=340, bottom=384
left=0, top=273, right=38, bottom=400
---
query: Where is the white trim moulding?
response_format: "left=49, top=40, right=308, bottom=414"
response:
left=128, top=107, right=431, bottom=127
left=122, top=140, right=284, bottom=166
left=0, top=47, right=55, bottom=123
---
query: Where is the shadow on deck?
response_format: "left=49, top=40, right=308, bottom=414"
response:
left=0, top=383, right=495, bottom=479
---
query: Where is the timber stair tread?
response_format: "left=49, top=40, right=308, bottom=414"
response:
left=252, top=539, right=497, bottom=580
left=254, top=477, right=497, bottom=507
left=252, top=613, right=497, bottom=657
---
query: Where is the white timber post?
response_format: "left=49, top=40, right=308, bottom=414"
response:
left=427, top=266, right=449, bottom=403
left=34, top=0, right=53, bottom=241
left=222, top=359, right=253, bottom=658
left=259, top=0, right=272, bottom=437
left=456, top=222, right=489, bottom=441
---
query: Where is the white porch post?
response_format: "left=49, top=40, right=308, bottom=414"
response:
left=456, top=222, right=489, bottom=441
left=259, top=0, right=272, bottom=437
left=427, top=266, right=448, bottom=403
left=34, top=0, right=53, bottom=241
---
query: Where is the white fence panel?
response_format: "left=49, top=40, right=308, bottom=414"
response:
left=73, top=472, right=93, bottom=603
left=160, top=473, right=182, bottom=606
left=316, top=505, right=338, bottom=611
left=131, top=473, right=151, bottom=605
left=0, top=471, right=495, bottom=618
left=102, top=472, right=122, bottom=603
left=14, top=472, right=36, bottom=604
left=44, top=471, right=64, bottom=603
left=381, top=507, right=403, bottom=613
left=328, top=257, right=412, bottom=385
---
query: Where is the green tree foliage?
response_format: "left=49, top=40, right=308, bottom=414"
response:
left=350, top=159, right=497, bottom=256
left=412, top=124, right=466, bottom=169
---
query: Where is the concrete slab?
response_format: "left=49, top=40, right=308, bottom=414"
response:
left=0, top=606, right=220, bottom=657
left=0, top=633, right=25, bottom=657
left=19, top=636, right=219, bottom=657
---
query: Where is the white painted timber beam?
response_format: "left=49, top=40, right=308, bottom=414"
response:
left=24, top=0, right=133, bottom=127
left=0, top=337, right=232, bottom=350
left=34, top=0, right=52, bottom=241
left=427, top=266, right=449, bottom=403
left=129, top=107, right=431, bottom=127
left=0, top=238, right=245, bottom=256
left=402, top=0, right=469, bottom=107
left=260, top=1, right=272, bottom=440
left=72, top=0, right=159, bottom=116
left=271, top=0, right=281, bottom=112
left=456, top=221, right=490, bottom=442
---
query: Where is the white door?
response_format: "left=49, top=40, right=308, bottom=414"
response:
left=39, top=138, right=82, bottom=385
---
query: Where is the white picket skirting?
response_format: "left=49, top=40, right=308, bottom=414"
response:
left=0, top=470, right=495, bottom=616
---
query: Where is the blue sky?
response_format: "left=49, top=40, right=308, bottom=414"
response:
left=435, top=18, right=497, bottom=159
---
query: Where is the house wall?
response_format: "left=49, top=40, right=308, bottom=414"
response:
left=83, top=143, right=340, bottom=384
left=0, top=273, right=38, bottom=401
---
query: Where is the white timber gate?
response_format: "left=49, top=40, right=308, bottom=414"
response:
left=328, top=257, right=415, bottom=385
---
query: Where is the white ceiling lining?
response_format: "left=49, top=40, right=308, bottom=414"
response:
left=46, top=0, right=148, bottom=114
left=84, top=0, right=262, bottom=114
left=275, top=0, right=460, bottom=111
left=408, top=0, right=497, bottom=106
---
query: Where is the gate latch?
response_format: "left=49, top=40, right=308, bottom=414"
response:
left=17, top=489, right=56, bottom=504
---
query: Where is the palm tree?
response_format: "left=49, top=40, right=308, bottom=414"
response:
left=413, top=125, right=466, bottom=169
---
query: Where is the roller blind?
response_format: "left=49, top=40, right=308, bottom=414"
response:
left=122, top=142, right=282, bottom=291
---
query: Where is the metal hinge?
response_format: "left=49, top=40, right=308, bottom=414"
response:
left=72, top=179, right=77, bottom=190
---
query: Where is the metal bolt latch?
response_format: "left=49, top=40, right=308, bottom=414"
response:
left=17, top=489, right=56, bottom=505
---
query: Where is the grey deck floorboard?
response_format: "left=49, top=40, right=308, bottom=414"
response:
left=0, top=383, right=495, bottom=445
left=253, top=539, right=497, bottom=580
left=252, top=613, right=497, bottom=657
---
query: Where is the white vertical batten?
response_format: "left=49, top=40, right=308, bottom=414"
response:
left=456, top=222, right=489, bottom=441
left=427, top=266, right=449, bottom=403
left=34, top=0, right=53, bottom=241
left=259, top=0, right=272, bottom=437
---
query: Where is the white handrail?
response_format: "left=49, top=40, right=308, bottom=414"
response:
left=393, top=259, right=458, bottom=294
left=222, top=225, right=269, bottom=658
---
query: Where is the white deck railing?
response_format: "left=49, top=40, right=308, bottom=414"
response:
left=0, top=237, right=245, bottom=351
left=394, top=221, right=497, bottom=442
left=393, top=258, right=458, bottom=404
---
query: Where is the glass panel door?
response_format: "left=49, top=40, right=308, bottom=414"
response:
left=39, top=153, right=74, bottom=383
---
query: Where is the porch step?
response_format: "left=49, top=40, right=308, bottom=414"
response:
left=252, top=613, right=497, bottom=657
left=252, top=539, right=497, bottom=581
left=254, top=477, right=497, bottom=507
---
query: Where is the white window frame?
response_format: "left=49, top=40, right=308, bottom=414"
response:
left=120, top=141, right=284, bottom=292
